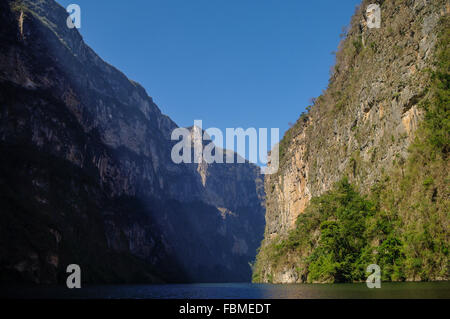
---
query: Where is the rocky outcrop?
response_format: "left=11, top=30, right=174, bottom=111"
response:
left=256, top=0, right=449, bottom=283
left=0, top=0, right=264, bottom=284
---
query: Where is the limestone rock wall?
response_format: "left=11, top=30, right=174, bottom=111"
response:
left=258, top=0, right=449, bottom=282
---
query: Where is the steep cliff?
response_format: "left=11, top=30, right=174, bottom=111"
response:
left=0, top=0, right=264, bottom=284
left=254, top=0, right=449, bottom=283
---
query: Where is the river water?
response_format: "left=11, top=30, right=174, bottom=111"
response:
left=2, top=282, right=449, bottom=299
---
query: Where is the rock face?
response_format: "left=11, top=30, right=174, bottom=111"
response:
left=255, top=0, right=449, bottom=283
left=0, top=0, right=264, bottom=284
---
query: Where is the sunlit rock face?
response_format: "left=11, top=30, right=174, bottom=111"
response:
left=256, top=0, right=448, bottom=283
left=0, top=0, right=264, bottom=284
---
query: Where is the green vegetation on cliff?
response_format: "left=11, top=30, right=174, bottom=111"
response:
left=371, top=15, right=449, bottom=281
left=253, top=178, right=405, bottom=283
left=253, top=15, right=449, bottom=284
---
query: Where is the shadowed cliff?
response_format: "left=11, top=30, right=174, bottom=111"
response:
left=0, top=0, right=265, bottom=284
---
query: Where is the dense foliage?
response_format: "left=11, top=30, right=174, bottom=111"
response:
left=253, top=178, right=406, bottom=283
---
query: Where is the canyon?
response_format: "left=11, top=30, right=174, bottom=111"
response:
left=0, top=0, right=265, bottom=284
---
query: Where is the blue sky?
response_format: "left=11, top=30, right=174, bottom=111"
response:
left=57, top=0, right=360, bottom=162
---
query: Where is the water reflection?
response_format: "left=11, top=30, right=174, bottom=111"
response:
left=1, top=282, right=449, bottom=299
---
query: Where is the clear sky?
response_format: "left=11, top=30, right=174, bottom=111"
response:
left=56, top=0, right=361, bottom=162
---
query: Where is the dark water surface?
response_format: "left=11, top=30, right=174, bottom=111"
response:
left=2, top=282, right=449, bottom=299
